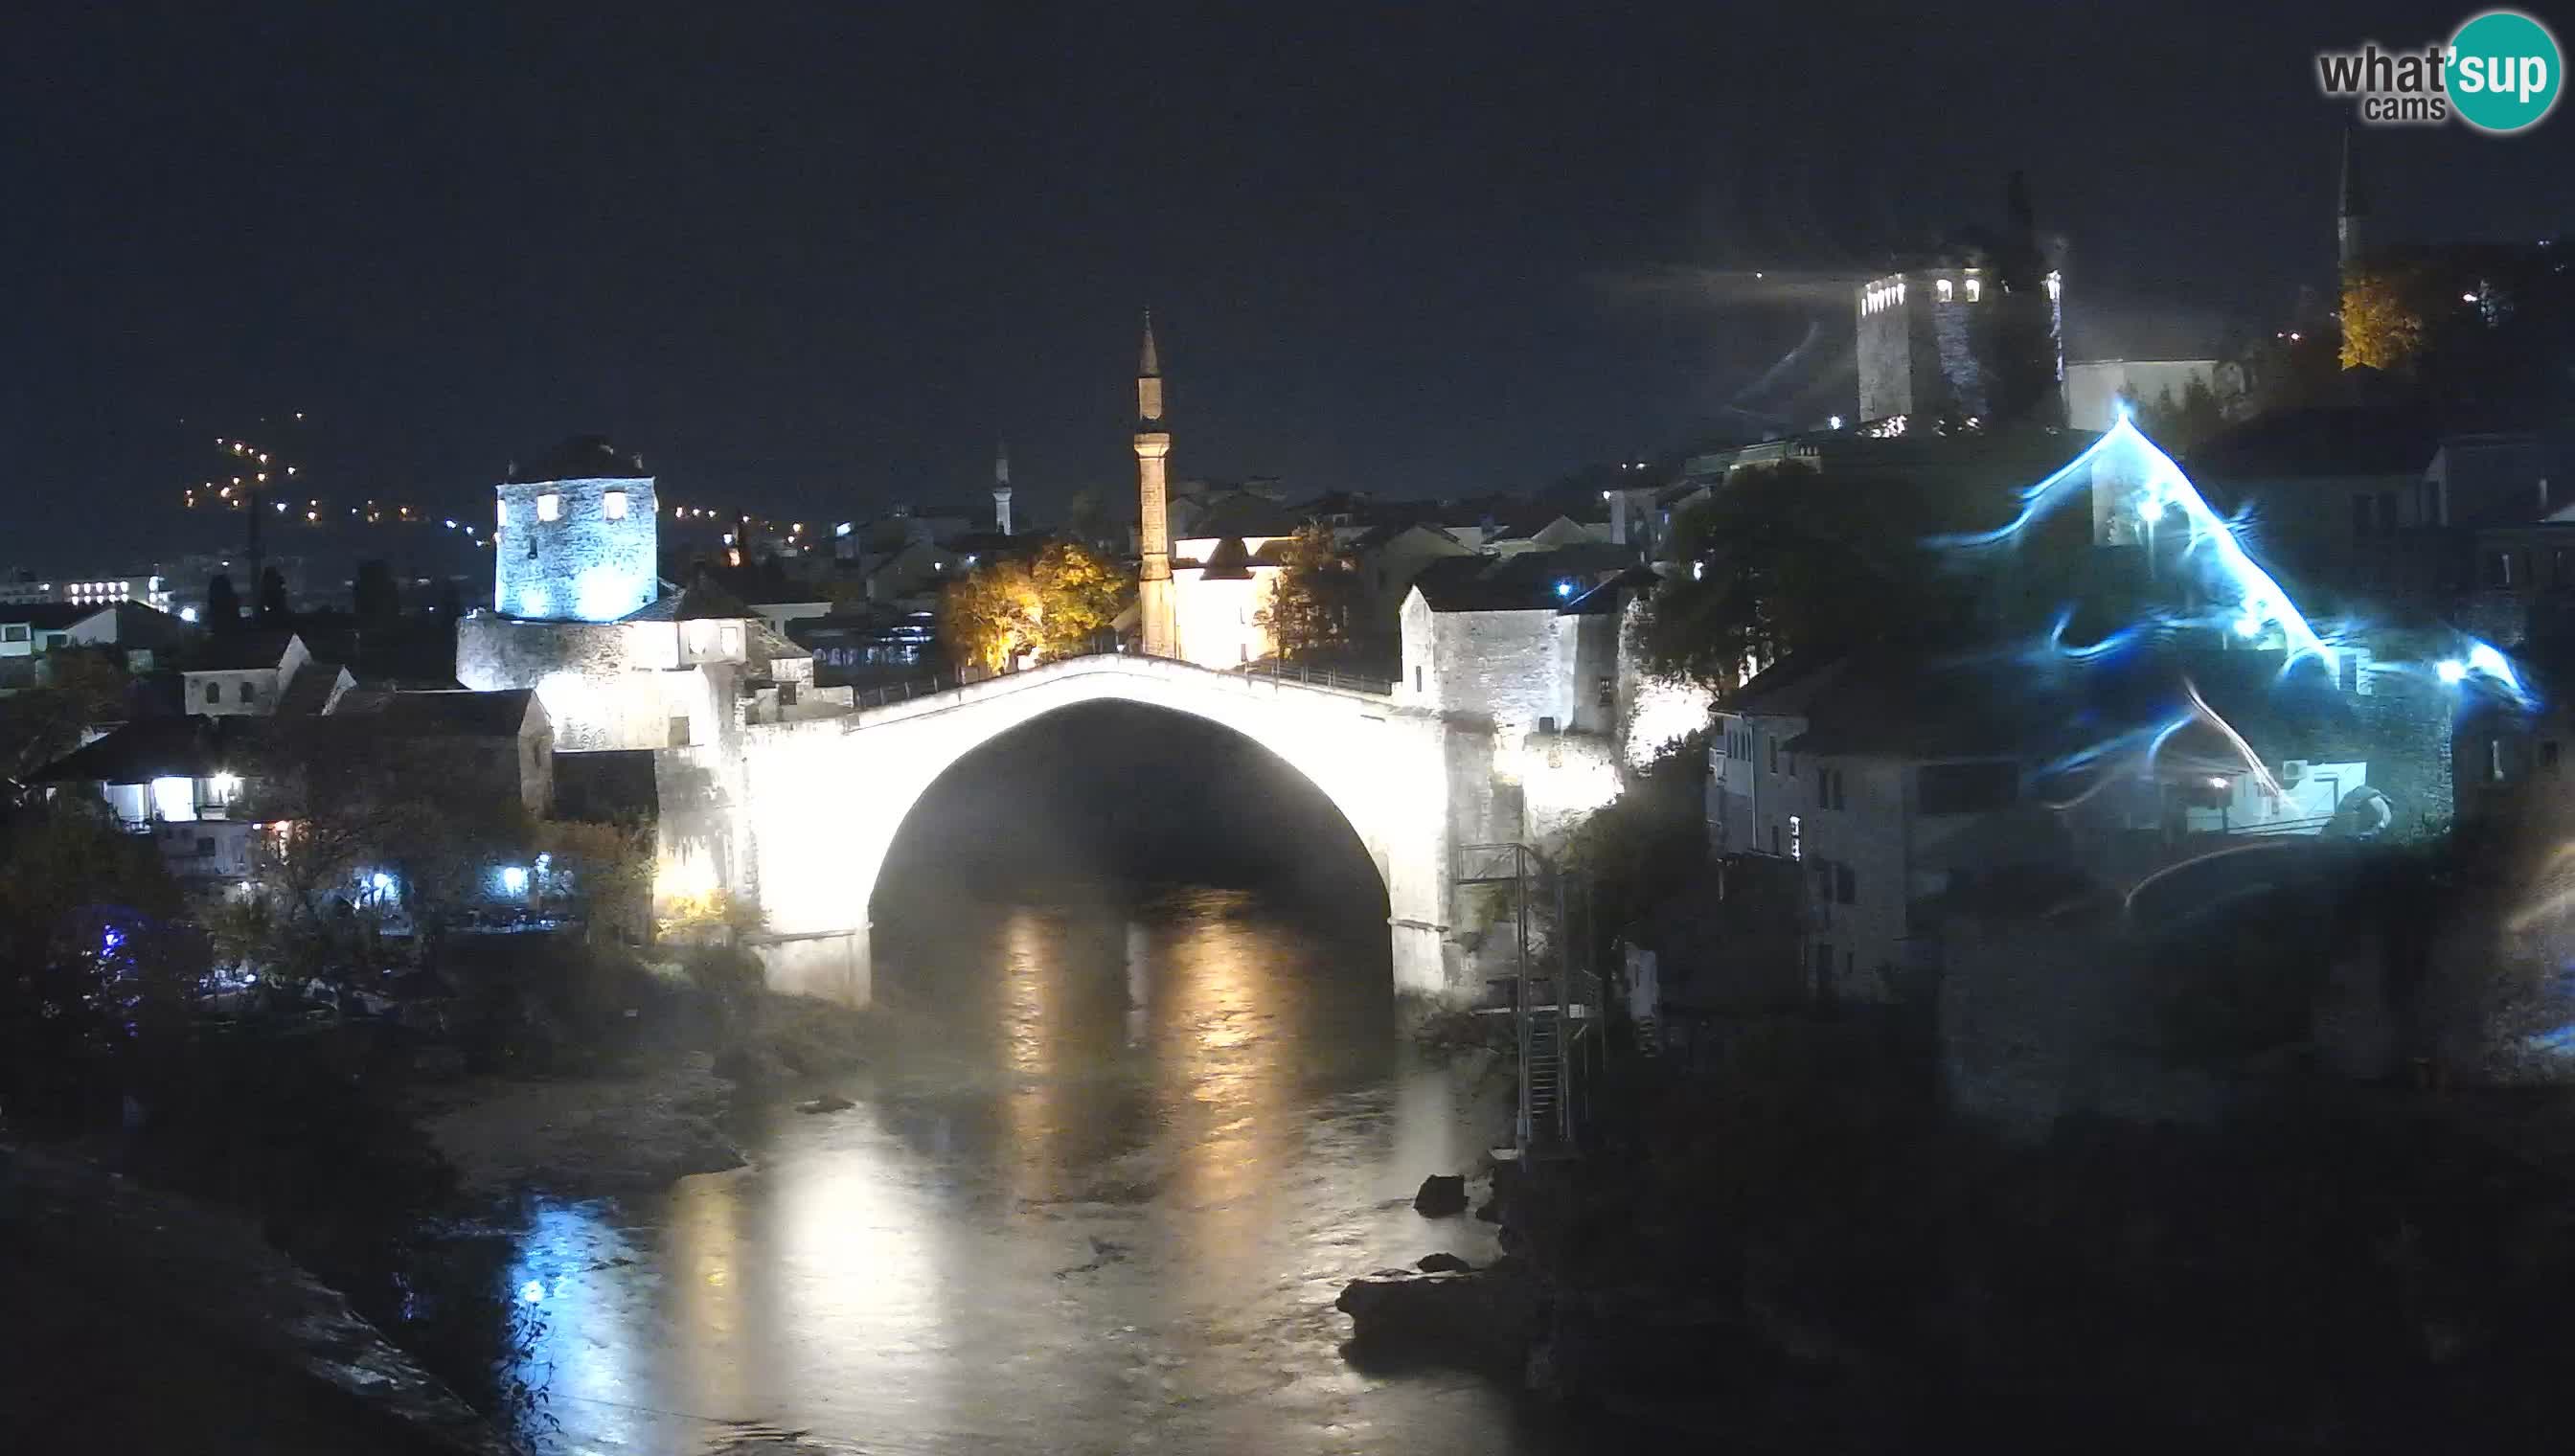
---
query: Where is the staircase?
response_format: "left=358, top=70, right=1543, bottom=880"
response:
left=1457, top=842, right=1600, bottom=1159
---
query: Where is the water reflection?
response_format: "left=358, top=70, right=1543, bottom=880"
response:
left=502, top=888, right=1541, bottom=1455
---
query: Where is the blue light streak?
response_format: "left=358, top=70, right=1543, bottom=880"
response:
left=1930, top=414, right=2337, bottom=676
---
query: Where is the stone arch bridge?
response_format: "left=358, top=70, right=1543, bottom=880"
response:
left=658, top=652, right=1625, bottom=1006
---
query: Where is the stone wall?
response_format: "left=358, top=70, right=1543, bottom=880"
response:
left=493, top=475, right=659, bottom=623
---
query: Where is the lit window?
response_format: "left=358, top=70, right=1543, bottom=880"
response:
left=1789, top=814, right=1802, bottom=861
left=2046, top=272, right=2062, bottom=301
left=1965, top=278, right=1983, bottom=303
left=536, top=493, right=561, bottom=522
left=604, top=489, right=628, bottom=520
left=1937, top=279, right=1954, bottom=302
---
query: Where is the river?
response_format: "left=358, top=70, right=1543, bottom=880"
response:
left=487, top=884, right=1562, bottom=1455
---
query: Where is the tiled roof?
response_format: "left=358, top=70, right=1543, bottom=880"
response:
left=329, top=688, right=538, bottom=738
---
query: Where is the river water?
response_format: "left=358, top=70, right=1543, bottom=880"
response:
left=491, top=886, right=1561, bottom=1455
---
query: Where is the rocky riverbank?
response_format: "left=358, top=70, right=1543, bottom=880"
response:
left=413, top=1050, right=746, bottom=1199
left=0, top=1144, right=522, bottom=1455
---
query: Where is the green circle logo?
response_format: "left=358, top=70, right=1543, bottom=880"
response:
left=2449, top=10, right=2562, bottom=132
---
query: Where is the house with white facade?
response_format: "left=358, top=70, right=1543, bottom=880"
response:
left=1707, top=647, right=2381, bottom=1005
left=179, top=631, right=316, bottom=717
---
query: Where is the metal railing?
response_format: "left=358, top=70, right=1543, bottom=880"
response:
left=1236, top=657, right=1396, bottom=695
left=848, top=644, right=1395, bottom=709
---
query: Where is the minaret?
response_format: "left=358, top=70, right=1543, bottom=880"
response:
left=2336, top=126, right=2367, bottom=272
left=992, top=439, right=1014, bottom=536
left=1134, top=309, right=1178, bottom=658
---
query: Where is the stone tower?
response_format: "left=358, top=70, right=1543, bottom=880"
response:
left=1134, top=310, right=1177, bottom=658
left=492, top=434, right=658, bottom=623
left=2336, top=126, right=2368, bottom=272
left=992, top=439, right=1014, bottom=536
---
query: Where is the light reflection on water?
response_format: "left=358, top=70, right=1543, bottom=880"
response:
left=499, top=890, right=1545, bottom=1455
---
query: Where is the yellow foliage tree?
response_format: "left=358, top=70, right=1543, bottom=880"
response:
left=2340, top=265, right=2427, bottom=372
left=939, top=540, right=1132, bottom=671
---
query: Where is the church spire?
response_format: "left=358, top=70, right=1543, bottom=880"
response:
left=2337, top=125, right=2367, bottom=269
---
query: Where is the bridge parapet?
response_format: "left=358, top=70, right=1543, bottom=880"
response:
left=823, top=651, right=1424, bottom=733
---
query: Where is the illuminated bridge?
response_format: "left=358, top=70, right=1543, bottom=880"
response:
left=670, top=651, right=1617, bottom=1008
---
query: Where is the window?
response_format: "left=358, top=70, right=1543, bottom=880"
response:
left=1917, top=761, right=2017, bottom=815
left=2353, top=494, right=2375, bottom=536
left=1835, top=862, right=1856, bottom=904
left=1596, top=677, right=1615, bottom=709
left=1414, top=667, right=1424, bottom=692
left=2487, top=551, right=2516, bottom=588
left=0, top=624, right=26, bottom=643
left=2377, top=492, right=2398, bottom=534
left=195, top=836, right=215, bottom=857
left=604, top=489, right=628, bottom=520
left=1770, top=824, right=1781, bottom=854
left=536, top=492, right=562, bottom=522
left=1964, top=278, right=1982, bottom=303
left=205, top=680, right=223, bottom=703
left=1768, top=738, right=1777, bottom=773
left=1936, top=278, right=1954, bottom=303
left=668, top=716, right=693, bottom=748
left=239, top=681, right=258, bottom=703
left=1789, top=814, right=1802, bottom=861
left=1834, top=770, right=1847, bottom=809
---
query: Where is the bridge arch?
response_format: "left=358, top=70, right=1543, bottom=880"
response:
left=722, top=655, right=1463, bottom=1005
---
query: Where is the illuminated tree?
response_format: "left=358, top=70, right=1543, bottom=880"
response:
left=2340, top=264, right=2427, bottom=372
left=937, top=557, right=1037, bottom=671
left=941, top=541, right=1131, bottom=670
left=1028, top=539, right=1131, bottom=659
left=1254, top=523, right=1356, bottom=661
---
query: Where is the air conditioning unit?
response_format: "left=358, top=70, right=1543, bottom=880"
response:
left=2280, top=760, right=2309, bottom=786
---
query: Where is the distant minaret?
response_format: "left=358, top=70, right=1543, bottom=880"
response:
left=992, top=439, right=1014, bottom=536
left=1134, top=309, right=1177, bottom=658
left=2336, top=126, right=2367, bottom=271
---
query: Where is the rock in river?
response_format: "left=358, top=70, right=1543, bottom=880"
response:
left=1336, top=1265, right=1538, bottom=1373
left=1417, top=1251, right=1474, bottom=1273
left=1412, top=1172, right=1468, bottom=1217
left=797, top=1093, right=855, bottom=1114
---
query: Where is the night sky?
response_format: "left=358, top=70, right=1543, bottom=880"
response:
left=7, top=2, right=2569, bottom=564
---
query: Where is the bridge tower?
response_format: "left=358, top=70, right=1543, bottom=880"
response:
left=1134, top=310, right=1178, bottom=658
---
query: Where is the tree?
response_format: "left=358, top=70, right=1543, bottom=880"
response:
left=937, top=557, right=1037, bottom=672
left=939, top=540, right=1133, bottom=671
left=256, top=565, right=289, bottom=622
left=2341, top=262, right=2428, bottom=372
left=216, top=727, right=536, bottom=987
left=1254, top=523, right=1356, bottom=661
left=204, top=573, right=241, bottom=633
left=0, top=648, right=127, bottom=799
left=536, top=818, right=654, bottom=944
left=1638, top=463, right=1992, bottom=693
left=1971, top=171, right=2068, bottom=427
left=2131, top=377, right=2226, bottom=454
left=353, top=558, right=399, bottom=626
left=1028, top=539, right=1131, bottom=659
left=0, top=801, right=194, bottom=1117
